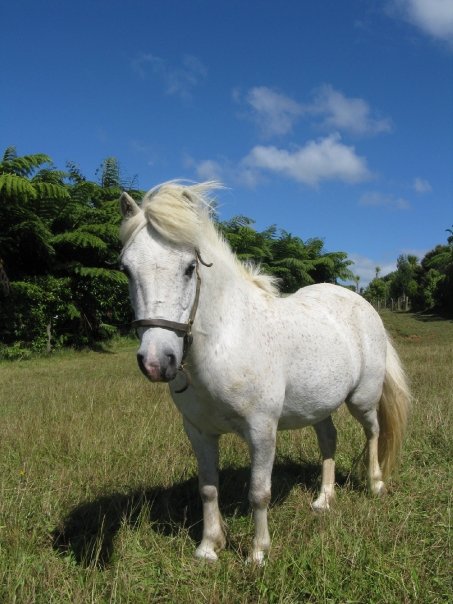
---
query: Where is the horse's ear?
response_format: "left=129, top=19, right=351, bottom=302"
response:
left=120, top=192, right=141, bottom=218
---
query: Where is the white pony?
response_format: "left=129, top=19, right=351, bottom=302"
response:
left=119, top=181, right=410, bottom=564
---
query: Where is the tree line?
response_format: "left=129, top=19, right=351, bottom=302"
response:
left=0, top=147, right=355, bottom=357
left=0, top=147, right=450, bottom=358
left=362, top=239, right=453, bottom=313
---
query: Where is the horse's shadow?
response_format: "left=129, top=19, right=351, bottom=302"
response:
left=52, top=459, right=357, bottom=568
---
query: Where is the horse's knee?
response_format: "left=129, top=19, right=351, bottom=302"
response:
left=249, top=487, right=271, bottom=509
left=200, top=484, right=218, bottom=502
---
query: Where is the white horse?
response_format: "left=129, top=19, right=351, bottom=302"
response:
left=119, top=181, right=410, bottom=564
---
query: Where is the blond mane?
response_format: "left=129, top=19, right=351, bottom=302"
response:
left=120, top=181, right=279, bottom=296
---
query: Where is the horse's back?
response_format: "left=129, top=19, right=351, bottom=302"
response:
left=289, top=283, right=385, bottom=338
left=291, top=282, right=369, bottom=307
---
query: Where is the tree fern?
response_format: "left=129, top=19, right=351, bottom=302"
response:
left=0, top=173, right=37, bottom=200
left=0, top=153, right=51, bottom=177
left=32, top=168, right=68, bottom=185
left=33, top=181, right=70, bottom=200
left=51, top=231, right=108, bottom=251
left=78, top=223, right=121, bottom=245
left=74, top=266, right=128, bottom=284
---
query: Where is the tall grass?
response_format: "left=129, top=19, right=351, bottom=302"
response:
left=0, top=313, right=451, bottom=603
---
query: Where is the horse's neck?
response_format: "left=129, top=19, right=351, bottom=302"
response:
left=195, top=247, right=256, bottom=337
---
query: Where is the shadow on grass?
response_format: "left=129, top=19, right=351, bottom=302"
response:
left=414, top=311, right=453, bottom=323
left=52, top=459, right=357, bottom=568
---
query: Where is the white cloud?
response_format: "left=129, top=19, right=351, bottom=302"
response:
left=391, top=0, right=453, bottom=45
left=244, top=134, right=371, bottom=186
left=195, top=159, right=224, bottom=182
left=191, top=157, right=262, bottom=188
left=359, top=191, right=411, bottom=210
left=239, top=85, right=391, bottom=138
left=132, top=53, right=207, bottom=98
left=308, top=85, right=392, bottom=136
left=413, top=177, right=432, bottom=193
left=242, top=86, right=304, bottom=137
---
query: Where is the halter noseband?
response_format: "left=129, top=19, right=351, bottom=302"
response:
left=131, top=249, right=212, bottom=393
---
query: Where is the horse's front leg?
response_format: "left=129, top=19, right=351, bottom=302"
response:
left=245, top=417, right=277, bottom=565
left=183, top=417, right=226, bottom=561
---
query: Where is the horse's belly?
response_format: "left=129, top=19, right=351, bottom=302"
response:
left=279, top=365, right=352, bottom=429
left=277, top=400, right=340, bottom=429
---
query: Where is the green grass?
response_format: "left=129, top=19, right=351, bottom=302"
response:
left=0, top=312, right=452, bottom=603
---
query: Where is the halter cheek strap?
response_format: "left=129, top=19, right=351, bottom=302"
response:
left=131, top=249, right=212, bottom=393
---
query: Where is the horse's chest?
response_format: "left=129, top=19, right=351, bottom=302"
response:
left=176, top=394, right=251, bottom=435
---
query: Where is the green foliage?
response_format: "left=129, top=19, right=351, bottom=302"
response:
left=0, top=173, right=37, bottom=199
left=0, top=341, right=32, bottom=361
left=364, top=230, right=453, bottom=313
left=0, top=149, right=69, bottom=280
left=363, top=277, right=389, bottom=303
left=0, top=276, right=75, bottom=352
left=71, top=270, right=131, bottom=345
left=0, top=148, right=133, bottom=350
left=0, top=146, right=52, bottom=177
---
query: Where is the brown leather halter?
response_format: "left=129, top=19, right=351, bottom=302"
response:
left=131, top=249, right=212, bottom=393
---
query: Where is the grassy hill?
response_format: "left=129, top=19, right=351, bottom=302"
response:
left=0, top=311, right=452, bottom=603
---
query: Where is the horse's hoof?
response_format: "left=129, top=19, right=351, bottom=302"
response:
left=194, top=546, right=218, bottom=562
left=311, top=501, right=330, bottom=513
left=371, top=481, right=387, bottom=497
left=311, top=492, right=334, bottom=513
left=246, top=550, right=266, bottom=566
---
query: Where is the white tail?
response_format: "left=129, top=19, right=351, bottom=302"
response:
left=378, top=337, right=411, bottom=479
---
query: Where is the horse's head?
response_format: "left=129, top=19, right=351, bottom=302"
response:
left=119, top=189, right=203, bottom=383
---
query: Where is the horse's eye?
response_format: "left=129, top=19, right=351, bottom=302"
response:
left=185, top=262, right=196, bottom=277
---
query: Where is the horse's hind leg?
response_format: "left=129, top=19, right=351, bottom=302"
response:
left=183, top=418, right=226, bottom=561
left=346, top=401, right=386, bottom=496
left=312, top=416, right=337, bottom=512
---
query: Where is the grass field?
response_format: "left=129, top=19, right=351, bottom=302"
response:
left=0, top=310, right=452, bottom=603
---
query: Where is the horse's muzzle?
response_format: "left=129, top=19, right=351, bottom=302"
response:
left=137, top=352, right=178, bottom=382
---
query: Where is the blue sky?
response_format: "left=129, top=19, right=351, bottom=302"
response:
left=2, top=0, right=452, bottom=285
